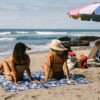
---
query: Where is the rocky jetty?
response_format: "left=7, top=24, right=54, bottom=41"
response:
left=78, top=36, right=100, bottom=41
left=58, top=36, right=100, bottom=47
left=61, top=40, right=89, bottom=47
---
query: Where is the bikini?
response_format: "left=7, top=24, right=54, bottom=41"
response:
left=14, top=63, right=27, bottom=67
left=7, top=62, right=27, bottom=81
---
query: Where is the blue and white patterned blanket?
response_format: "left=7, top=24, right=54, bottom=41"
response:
left=0, top=71, right=91, bottom=92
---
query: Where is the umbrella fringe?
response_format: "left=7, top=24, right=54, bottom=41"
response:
left=80, top=14, right=92, bottom=21
left=72, top=15, right=80, bottom=19
left=92, top=13, right=100, bottom=22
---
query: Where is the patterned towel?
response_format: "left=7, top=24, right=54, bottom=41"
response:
left=0, top=71, right=92, bottom=92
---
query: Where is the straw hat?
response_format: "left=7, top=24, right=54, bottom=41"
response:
left=49, top=39, right=67, bottom=51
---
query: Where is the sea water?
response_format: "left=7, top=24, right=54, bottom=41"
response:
left=0, top=29, right=100, bottom=58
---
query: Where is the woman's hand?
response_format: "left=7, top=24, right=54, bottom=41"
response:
left=66, top=79, right=76, bottom=83
left=40, top=80, right=47, bottom=83
left=29, top=79, right=40, bottom=83
left=15, top=81, right=22, bottom=86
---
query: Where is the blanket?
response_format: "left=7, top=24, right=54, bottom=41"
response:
left=0, top=71, right=92, bottom=92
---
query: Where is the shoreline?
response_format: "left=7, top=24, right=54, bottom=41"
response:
left=0, top=47, right=90, bottom=60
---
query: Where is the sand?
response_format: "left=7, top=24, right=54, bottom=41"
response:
left=0, top=47, right=100, bottom=100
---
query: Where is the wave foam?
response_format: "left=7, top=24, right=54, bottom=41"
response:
left=0, top=32, right=11, bottom=36
left=0, top=38, right=16, bottom=41
left=36, top=31, right=66, bottom=35
left=16, top=31, right=29, bottom=34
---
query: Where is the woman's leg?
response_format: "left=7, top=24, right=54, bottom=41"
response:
left=2, top=61, right=13, bottom=80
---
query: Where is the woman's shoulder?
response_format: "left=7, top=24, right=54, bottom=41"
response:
left=47, top=51, right=54, bottom=57
left=6, top=55, right=14, bottom=64
left=9, top=55, right=14, bottom=61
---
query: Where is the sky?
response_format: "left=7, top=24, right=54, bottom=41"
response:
left=0, top=0, right=100, bottom=29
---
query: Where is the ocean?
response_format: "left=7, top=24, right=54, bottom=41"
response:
left=0, top=29, right=100, bottom=58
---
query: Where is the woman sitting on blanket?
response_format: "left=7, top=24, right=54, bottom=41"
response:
left=0, top=42, right=34, bottom=85
left=42, top=39, right=74, bottom=83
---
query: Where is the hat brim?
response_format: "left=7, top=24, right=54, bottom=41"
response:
left=26, top=46, right=31, bottom=50
left=49, top=44, right=67, bottom=51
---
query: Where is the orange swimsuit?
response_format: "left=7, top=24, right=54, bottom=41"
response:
left=42, top=51, right=67, bottom=79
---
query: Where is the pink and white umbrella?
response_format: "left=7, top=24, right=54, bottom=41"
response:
left=67, top=2, right=100, bottom=22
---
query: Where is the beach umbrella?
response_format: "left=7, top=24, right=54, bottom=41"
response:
left=67, top=2, right=100, bottom=22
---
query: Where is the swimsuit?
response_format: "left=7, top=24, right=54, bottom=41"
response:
left=43, top=51, right=66, bottom=79
left=14, top=63, right=27, bottom=67
left=6, top=62, right=27, bottom=81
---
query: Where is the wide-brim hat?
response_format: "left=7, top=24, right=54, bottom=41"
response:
left=49, top=39, right=67, bottom=51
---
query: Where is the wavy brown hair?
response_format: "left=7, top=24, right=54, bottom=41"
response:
left=13, top=42, right=27, bottom=64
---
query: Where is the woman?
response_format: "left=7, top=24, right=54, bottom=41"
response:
left=42, top=39, right=74, bottom=82
left=0, top=42, right=33, bottom=85
left=66, top=46, right=77, bottom=70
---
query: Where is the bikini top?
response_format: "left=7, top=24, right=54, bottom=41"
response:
left=14, top=62, right=27, bottom=67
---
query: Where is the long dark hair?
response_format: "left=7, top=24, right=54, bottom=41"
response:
left=13, top=42, right=27, bottom=64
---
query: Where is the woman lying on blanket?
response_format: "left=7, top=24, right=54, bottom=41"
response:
left=66, top=46, right=77, bottom=70
left=42, top=39, right=75, bottom=83
left=65, top=46, right=88, bottom=69
left=0, top=42, right=34, bottom=85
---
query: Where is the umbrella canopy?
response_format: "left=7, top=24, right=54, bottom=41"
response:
left=67, top=2, right=100, bottom=22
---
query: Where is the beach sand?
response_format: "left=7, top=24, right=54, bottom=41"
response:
left=0, top=47, right=100, bottom=100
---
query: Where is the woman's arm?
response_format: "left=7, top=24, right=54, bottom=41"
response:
left=9, top=59, right=17, bottom=84
left=42, top=53, right=52, bottom=82
left=25, top=55, right=33, bottom=82
left=63, top=61, right=70, bottom=80
left=42, top=63, right=50, bottom=82
left=63, top=61, right=76, bottom=83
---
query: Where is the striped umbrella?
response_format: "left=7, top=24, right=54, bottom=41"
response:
left=67, top=2, right=100, bottom=22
